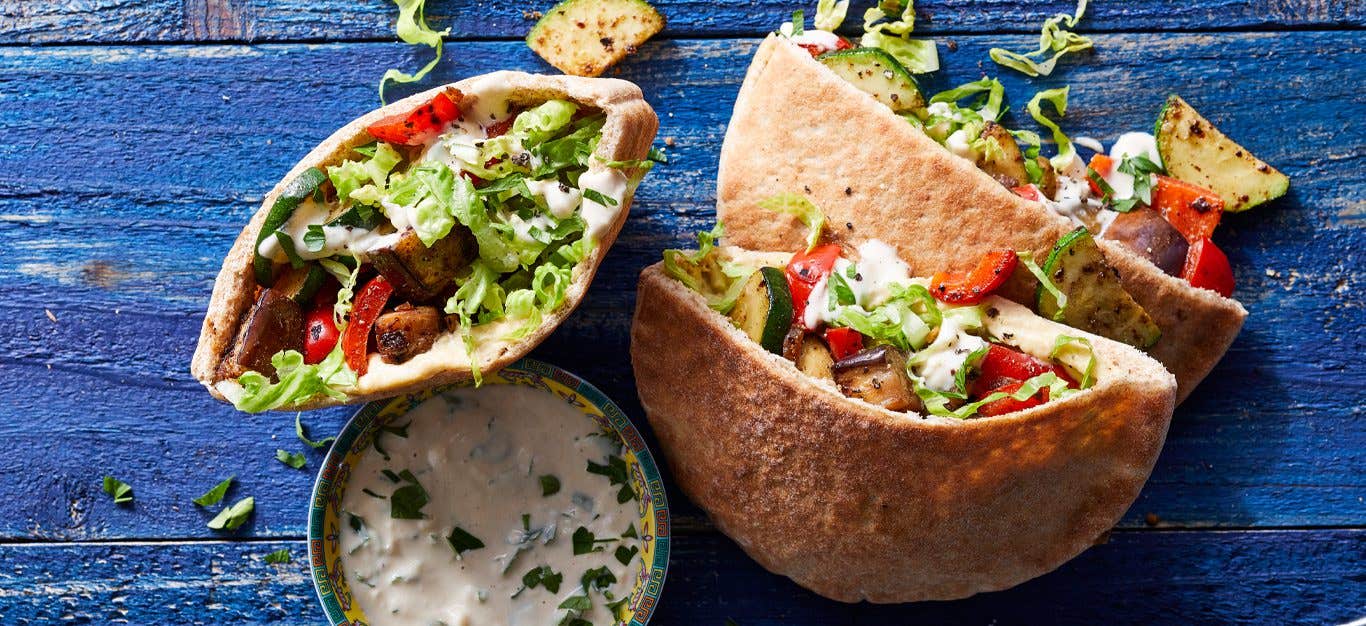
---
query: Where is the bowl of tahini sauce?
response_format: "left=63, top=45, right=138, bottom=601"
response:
left=309, top=359, right=670, bottom=626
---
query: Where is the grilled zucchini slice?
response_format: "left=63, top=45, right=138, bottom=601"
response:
left=1155, top=95, right=1289, bottom=213
left=730, top=266, right=795, bottom=354
left=818, top=48, right=925, bottom=113
left=1037, top=228, right=1162, bottom=349
left=526, top=0, right=665, bottom=77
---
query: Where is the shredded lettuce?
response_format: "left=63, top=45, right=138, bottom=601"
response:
left=988, top=0, right=1092, bottom=77
left=828, top=282, right=941, bottom=351
left=814, top=0, right=849, bottom=30
left=1018, top=250, right=1067, bottom=321
left=513, top=100, right=578, bottom=146
left=662, top=223, right=754, bottom=314
left=378, top=0, right=450, bottom=103
left=443, top=260, right=502, bottom=385
left=385, top=163, right=459, bottom=246
left=447, top=175, right=520, bottom=273
left=327, top=142, right=402, bottom=206
left=757, top=194, right=826, bottom=252
left=929, top=78, right=1006, bottom=123
left=859, top=0, right=938, bottom=73
left=917, top=371, right=1074, bottom=419
left=318, top=256, right=361, bottom=329
left=1051, top=335, right=1097, bottom=389
left=232, top=346, right=356, bottom=413
left=1027, top=87, right=1076, bottom=170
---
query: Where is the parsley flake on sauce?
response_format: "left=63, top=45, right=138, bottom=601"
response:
left=389, top=470, right=429, bottom=519
left=447, top=526, right=486, bottom=555
left=586, top=455, right=636, bottom=503
left=264, top=549, right=292, bottom=564
left=207, top=497, right=255, bottom=531
left=192, top=476, right=234, bottom=507
left=571, top=526, right=615, bottom=555
left=102, top=476, right=133, bottom=505
left=615, top=544, right=639, bottom=566
left=539, top=474, right=561, bottom=496
left=521, top=565, right=564, bottom=593
left=580, top=565, right=617, bottom=592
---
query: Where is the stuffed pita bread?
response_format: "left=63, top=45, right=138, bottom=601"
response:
left=192, top=71, right=657, bottom=411
left=717, top=36, right=1250, bottom=403
left=631, top=232, right=1176, bottom=601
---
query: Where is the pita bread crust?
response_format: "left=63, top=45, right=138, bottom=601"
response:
left=191, top=72, right=658, bottom=409
left=716, top=36, right=1246, bottom=403
left=630, top=257, right=1176, bottom=602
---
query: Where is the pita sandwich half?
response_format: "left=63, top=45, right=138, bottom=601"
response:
left=717, top=35, right=1246, bottom=404
left=631, top=242, right=1176, bottom=602
left=192, top=71, right=657, bottom=411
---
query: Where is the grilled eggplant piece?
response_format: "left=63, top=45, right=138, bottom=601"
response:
left=1104, top=208, right=1189, bottom=277
left=374, top=304, right=442, bottom=364
left=797, top=335, right=835, bottom=381
left=369, top=227, right=477, bottom=302
left=1035, top=156, right=1058, bottom=199
left=832, top=345, right=921, bottom=412
left=218, top=288, right=304, bottom=380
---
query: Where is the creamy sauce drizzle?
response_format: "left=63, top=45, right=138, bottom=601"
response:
left=340, top=385, right=641, bottom=626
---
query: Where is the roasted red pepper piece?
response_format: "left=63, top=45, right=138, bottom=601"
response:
left=823, top=327, right=865, bottom=361
left=970, top=343, right=1076, bottom=398
left=484, top=115, right=516, bottom=139
left=796, top=36, right=855, bottom=57
left=1151, top=175, right=1223, bottom=243
left=785, top=244, right=842, bottom=325
left=365, top=88, right=463, bottom=146
left=342, top=275, right=394, bottom=376
left=1011, top=184, right=1043, bottom=202
left=1182, top=237, right=1235, bottom=297
left=929, top=249, right=1018, bottom=304
left=303, top=307, right=340, bottom=365
left=1086, top=154, right=1115, bottom=196
left=976, top=380, right=1049, bottom=417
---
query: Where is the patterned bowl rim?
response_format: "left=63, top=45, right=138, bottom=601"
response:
left=306, top=357, right=671, bottom=625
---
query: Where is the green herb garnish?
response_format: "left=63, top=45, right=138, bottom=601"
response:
left=615, top=544, right=639, bottom=566
left=580, top=565, right=617, bottom=592
left=207, top=497, right=255, bottom=531
left=275, top=449, right=306, bottom=470
left=303, top=225, right=327, bottom=253
left=539, top=474, right=561, bottom=497
left=558, top=594, right=592, bottom=611
left=586, top=455, right=636, bottom=504
left=102, top=476, right=133, bottom=505
left=582, top=188, right=619, bottom=207
left=571, top=526, right=615, bottom=555
left=295, top=413, right=335, bottom=449
left=264, top=549, right=291, bottom=564
left=192, top=476, right=234, bottom=507
left=390, top=470, right=429, bottom=519
left=621, top=522, right=638, bottom=539
left=448, top=526, right=485, bottom=555
left=521, top=565, right=564, bottom=593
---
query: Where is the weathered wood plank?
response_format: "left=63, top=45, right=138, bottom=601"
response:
left=3, top=0, right=1361, bottom=45
left=0, top=35, right=1362, bottom=541
left=0, top=530, right=1362, bottom=623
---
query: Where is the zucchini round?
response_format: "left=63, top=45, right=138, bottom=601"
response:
left=1036, top=227, right=1162, bottom=349
left=730, top=266, right=795, bottom=354
left=818, top=48, right=926, bottom=113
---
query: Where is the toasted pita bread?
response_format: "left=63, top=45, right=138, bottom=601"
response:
left=717, top=36, right=1246, bottom=403
left=192, top=71, right=657, bottom=409
left=631, top=247, right=1176, bottom=602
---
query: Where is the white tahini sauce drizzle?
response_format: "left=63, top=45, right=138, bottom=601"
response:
left=912, top=315, right=988, bottom=392
left=340, top=385, right=642, bottom=626
left=256, top=197, right=396, bottom=261
left=578, top=169, right=628, bottom=244
left=1103, top=132, right=1163, bottom=201
left=803, top=239, right=913, bottom=330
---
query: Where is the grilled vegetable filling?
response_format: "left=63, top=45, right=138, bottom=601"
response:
left=221, top=88, right=649, bottom=412
left=664, top=222, right=1098, bottom=420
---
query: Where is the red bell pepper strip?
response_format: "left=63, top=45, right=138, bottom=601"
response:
left=1151, top=175, right=1223, bottom=243
left=484, top=115, right=516, bottom=139
left=1182, top=238, right=1235, bottom=297
left=341, top=275, right=393, bottom=376
left=785, top=244, right=842, bottom=324
left=797, top=37, right=854, bottom=57
left=976, top=380, right=1050, bottom=417
left=365, top=88, right=463, bottom=146
left=1011, top=184, right=1043, bottom=202
left=970, top=343, right=1076, bottom=397
left=823, top=327, right=865, bottom=361
left=303, top=307, right=340, bottom=365
left=929, top=249, right=1018, bottom=305
left=1086, top=154, right=1115, bottom=196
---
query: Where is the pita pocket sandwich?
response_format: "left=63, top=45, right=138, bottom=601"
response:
left=192, top=72, right=657, bottom=412
left=717, top=34, right=1287, bottom=403
left=631, top=220, right=1176, bottom=601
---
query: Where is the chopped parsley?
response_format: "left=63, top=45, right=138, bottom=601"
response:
left=303, top=225, right=327, bottom=253
left=571, top=526, right=615, bottom=555
left=539, top=474, right=561, bottom=497
left=586, top=455, right=636, bottom=504
left=275, top=449, right=306, bottom=470
left=207, top=497, right=255, bottom=531
left=1118, top=153, right=1164, bottom=206
left=580, top=565, right=617, bottom=592
left=521, top=564, right=564, bottom=593
left=582, top=188, right=619, bottom=207
left=389, top=470, right=429, bottom=519
left=558, top=594, right=592, bottom=611
left=361, top=488, right=386, bottom=499
left=264, top=549, right=292, bottom=564
left=295, top=413, right=335, bottom=449
left=192, top=476, right=234, bottom=507
left=102, top=476, right=133, bottom=505
left=615, top=544, right=639, bottom=566
left=621, top=522, right=638, bottom=539
left=447, top=526, right=485, bottom=555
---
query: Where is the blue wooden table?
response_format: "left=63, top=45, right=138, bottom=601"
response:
left=1, top=1, right=1363, bottom=623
